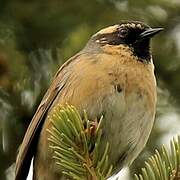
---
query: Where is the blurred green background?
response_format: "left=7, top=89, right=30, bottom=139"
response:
left=0, top=0, right=180, bottom=180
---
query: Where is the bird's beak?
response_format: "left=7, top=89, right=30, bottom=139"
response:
left=138, top=28, right=164, bottom=40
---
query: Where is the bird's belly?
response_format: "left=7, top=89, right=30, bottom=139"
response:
left=101, top=90, right=155, bottom=170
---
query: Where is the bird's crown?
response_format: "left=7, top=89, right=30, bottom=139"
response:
left=95, top=21, right=150, bottom=36
left=118, top=21, right=150, bottom=30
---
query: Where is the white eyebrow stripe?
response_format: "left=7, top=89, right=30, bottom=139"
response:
left=136, top=24, right=142, bottom=28
left=95, top=25, right=119, bottom=35
left=120, top=23, right=144, bottom=29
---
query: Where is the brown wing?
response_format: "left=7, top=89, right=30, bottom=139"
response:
left=15, top=53, right=82, bottom=180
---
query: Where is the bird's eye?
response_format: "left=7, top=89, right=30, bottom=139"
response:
left=119, top=28, right=128, bottom=38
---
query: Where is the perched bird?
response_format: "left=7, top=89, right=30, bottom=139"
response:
left=15, top=21, right=163, bottom=180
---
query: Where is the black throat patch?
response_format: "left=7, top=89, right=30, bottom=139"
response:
left=131, top=39, right=151, bottom=62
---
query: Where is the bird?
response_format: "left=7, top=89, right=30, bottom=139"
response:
left=15, top=21, right=163, bottom=180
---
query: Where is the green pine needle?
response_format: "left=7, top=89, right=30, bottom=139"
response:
left=47, top=104, right=113, bottom=180
left=134, top=135, right=180, bottom=180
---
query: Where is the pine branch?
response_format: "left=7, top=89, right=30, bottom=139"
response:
left=134, top=136, right=180, bottom=180
left=47, top=104, right=113, bottom=180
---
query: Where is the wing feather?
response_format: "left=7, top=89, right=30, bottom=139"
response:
left=15, top=53, right=82, bottom=180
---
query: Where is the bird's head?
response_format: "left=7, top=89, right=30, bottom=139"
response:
left=88, top=21, right=163, bottom=62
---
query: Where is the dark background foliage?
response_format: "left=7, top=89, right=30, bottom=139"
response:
left=0, top=0, right=180, bottom=179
